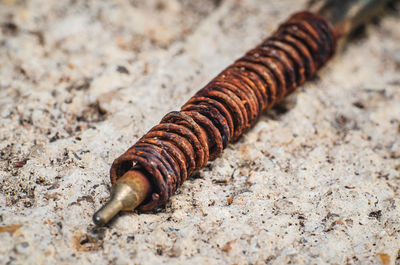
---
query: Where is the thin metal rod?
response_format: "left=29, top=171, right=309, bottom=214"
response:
left=311, top=0, right=392, bottom=37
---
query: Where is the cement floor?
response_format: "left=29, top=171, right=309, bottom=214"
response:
left=1, top=0, right=399, bottom=264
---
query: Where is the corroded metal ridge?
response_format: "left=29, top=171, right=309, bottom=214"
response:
left=109, top=11, right=337, bottom=212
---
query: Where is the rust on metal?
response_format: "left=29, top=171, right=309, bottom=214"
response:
left=109, top=11, right=337, bottom=211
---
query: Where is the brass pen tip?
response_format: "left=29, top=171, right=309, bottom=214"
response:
left=93, top=170, right=151, bottom=226
left=93, top=198, right=123, bottom=226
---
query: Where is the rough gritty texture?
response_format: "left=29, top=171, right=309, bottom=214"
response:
left=0, top=0, right=399, bottom=264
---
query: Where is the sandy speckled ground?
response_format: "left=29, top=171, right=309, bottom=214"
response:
left=0, top=0, right=400, bottom=264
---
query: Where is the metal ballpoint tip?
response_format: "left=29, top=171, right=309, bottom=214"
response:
left=92, top=170, right=151, bottom=226
left=93, top=214, right=106, bottom=226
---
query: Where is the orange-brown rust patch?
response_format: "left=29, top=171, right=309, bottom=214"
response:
left=221, top=240, right=236, bottom=252
left=73, top=233, right=102, bottom=252
left=377, top=253, right=390, bottom=265
left=334, top=220, right=344, bottom=225
left=0, top=224, right=22, bottom=235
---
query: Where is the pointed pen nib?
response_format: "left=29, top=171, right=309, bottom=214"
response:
left=92, top=170, right=151, bottom=226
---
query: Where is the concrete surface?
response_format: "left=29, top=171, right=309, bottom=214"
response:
left=0, top=0, right=399, bottom=264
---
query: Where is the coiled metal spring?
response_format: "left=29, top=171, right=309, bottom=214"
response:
left=110, top=11, right=336, bottom=211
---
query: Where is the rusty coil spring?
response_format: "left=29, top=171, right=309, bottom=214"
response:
left=110, top=11, right=336, bottom=211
